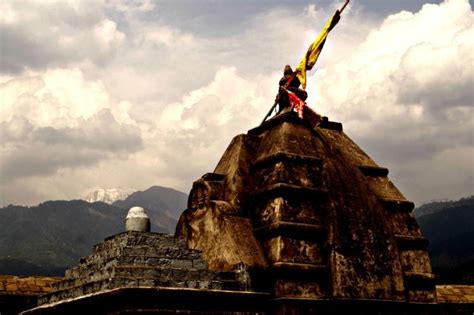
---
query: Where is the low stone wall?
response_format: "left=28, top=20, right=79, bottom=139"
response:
left=0, top=275, right=61, bottom=315
left=37, top=231, right=245, bottom=306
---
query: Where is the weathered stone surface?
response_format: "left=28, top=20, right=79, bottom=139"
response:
left=0, top=276, right=60, bottom=296
left=177, top=111, right=436, bottom=304
left=263, top=236, right=324, bottom=265
left=177, top=201, right=267, bottom=270
left=436, top=285, right=474, bottom=304
left=253, top=197, right=325, bottom=227
left=37, top=231, right=245, bottom=307
left=274, top=278, right=327, bottom=298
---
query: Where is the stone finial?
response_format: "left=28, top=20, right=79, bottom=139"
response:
left=125, top=206, right=150, bottom=232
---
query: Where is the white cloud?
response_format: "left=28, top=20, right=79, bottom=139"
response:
left=0, top=68, right=142, bottom=192
left=0, top=0, right=472, bottom=206
left=106, top=0, right=156, bottom=13
left=0, top=0, right=125, bottom=73
left=308, top=0, right=473, bottom=203
left=1, top=68, right=113, bottom=127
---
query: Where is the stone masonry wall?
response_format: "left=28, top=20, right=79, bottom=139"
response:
left=38, top=231, right=243, bottom=305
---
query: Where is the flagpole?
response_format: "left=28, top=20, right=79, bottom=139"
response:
left=340, top=0, right=350, bottom=14
left=260, top=98, right=279, bottom=125
left=261, top=1, right=350, bottom=125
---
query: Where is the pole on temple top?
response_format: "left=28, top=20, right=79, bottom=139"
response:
left=260, top=0, right=350, bottom=125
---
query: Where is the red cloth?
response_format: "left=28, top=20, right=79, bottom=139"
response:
left=286, top=90, right=323, bottom=127
left=287, top=90, right=305, bottom=119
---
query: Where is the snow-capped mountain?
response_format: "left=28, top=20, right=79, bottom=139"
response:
left=85, top=188, right=137, bottom=204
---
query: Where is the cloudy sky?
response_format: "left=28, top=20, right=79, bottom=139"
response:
left=0, top=0, right=473, bottom=207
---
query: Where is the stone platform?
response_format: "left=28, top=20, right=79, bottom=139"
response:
left=22, top=231, right=269, bottom=314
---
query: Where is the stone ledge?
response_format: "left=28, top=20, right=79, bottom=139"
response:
left=26, top=287, right=271, bottom=315
left=318, top=119, right=343, bottom=132
left=436, top=285, right=474, bottom=304
left=57, top=265, right=224, bottom=292
left=269, top=262, right=328, bottom=276
left=403, top=272, right=436, bottom=291
left=42, top=273, right=244, bottom=306
left=252, top=151, right=322, bottom=171
left=270, top=297, right=443, bottom=312
left=378, top=198, right=415, bottom=212
left=358, top=165, right=389, bottom=177
left=249, top=112, right=306, bottom=136
left=201, top=172, right=226, bottom=181
left=395, top=235, right=429, bottom=250
left=251, top=183, right=328, bottom=201
left=254, top=221, right=327, bottom=239
left=0, top=276, right=61, bottom=296
left=78, top=245, right=202, bottom=268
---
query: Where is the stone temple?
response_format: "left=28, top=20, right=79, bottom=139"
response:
left=18, top=111, right=473, bottom=314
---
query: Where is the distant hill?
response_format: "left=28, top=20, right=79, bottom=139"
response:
left=414, top=196, right=474, bottom=284
left=113, top=185, right=188, bottom=221
left=414, top=196, right=474, bottom=218
left=0, top=186, right=188, bottom=276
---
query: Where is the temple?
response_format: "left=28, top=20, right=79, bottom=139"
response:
left=15, top=111, right=473, bottom=314
left=176, top=111, right=438, bottom=313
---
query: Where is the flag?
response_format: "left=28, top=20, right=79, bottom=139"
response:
left=287, top=90, right=324, bottom=127
left=287, top=90, right=305, bottom=119
left=296, top=11, right=340, bottom=89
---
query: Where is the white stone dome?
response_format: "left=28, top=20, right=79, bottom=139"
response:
left=126, top=206, right=149, bottom=219
left=125, top=206, right=150, bottom=232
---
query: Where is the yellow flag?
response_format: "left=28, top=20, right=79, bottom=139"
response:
left=296, top=11, right=339, bottom=89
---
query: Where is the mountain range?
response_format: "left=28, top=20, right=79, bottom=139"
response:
left=0, top=189, right=472, bottom=284
left=85, top=187, right=137, bottom=204
left=0, top=186, right=187, bottom=276
left=414, top=196, right=474, bottom=284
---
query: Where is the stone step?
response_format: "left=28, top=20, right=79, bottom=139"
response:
left=254, top=221, right=327, bottom=239
left=252, top=151, right=322, bottom=171
left=66, top=254, right=208, bottom=280
left=358, top=165, right=389, bottom=177
left=42, top=275, right=243, bottom=306
left=318, top=119, right=343, bottom=131
left=248, top=112, right=304, bottom=136
left=81, top=244, right=202, bottom=266
left=65, top=258, right=118, bottom=280
left=201, top=172, right=226, bottom=182
left=68, top=242, right=204, bottom=279
left=58, top=266, right=236, bottom=292
left=395, top=234, right=429, bottom=250
left=403, top=272, right=436, bottom=291
left=112, top=266, right=229, bottom=281
left=251, top=183, right=328, bottom=200
left=94, top=232, right=185, bottom=253
left=379, top=197, right=415, bottom=212
left=269, top=262, right=328, bottom=276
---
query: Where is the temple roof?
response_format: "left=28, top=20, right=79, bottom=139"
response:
left=177, top=111, right=437, bottom=303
